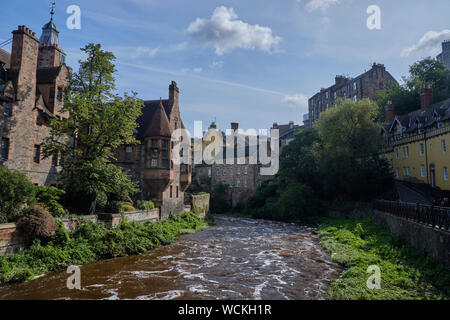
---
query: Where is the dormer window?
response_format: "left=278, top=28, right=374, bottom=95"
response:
left=3, top=103, right=12, bottom=117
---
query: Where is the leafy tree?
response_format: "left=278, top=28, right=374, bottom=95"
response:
left=43, top=44, right=143, bottom=213
left=0, top=167, right=36, bottom=223
left=313, top=98, right=393, bottom=200
left=210, top=183, right=231, bottom=214
left=279, top=183, right=320, bottom=222
left=278, top=129, right=321, bottom=195
left=377, top=58, right=450, bottom=120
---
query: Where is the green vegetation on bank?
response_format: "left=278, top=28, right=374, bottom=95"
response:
left=317, top=217, right=450, bottom=300
left=0, top=211, right=207, bottom=287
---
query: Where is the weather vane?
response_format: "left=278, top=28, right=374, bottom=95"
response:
left=50, top=1, right=56, bottom=21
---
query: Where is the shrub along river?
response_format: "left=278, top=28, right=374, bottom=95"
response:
left=0, top=216, right=342, bottom=300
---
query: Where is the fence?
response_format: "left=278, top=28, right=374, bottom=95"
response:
left=373, top=200, right=450, bottom=231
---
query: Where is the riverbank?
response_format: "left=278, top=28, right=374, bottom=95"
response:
left=317, top=217, right=450, bottom=300
left=0, top=211, right=208, bottom=287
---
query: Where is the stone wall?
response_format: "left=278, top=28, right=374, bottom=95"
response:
left=373, top=210, right=450, bottom=268
left=192, top=194, right=210, bottom=218
left=0, top=210, right=160, bottom=254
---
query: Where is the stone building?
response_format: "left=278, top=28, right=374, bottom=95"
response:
left=0, top=17, right=71, bottom=185
left=437, top=40, right=450, bottom=69
left=307, top=63, right=397, bottom=127
left=114, top=81, right=191, bottom=217
left=209, top=123, right=275, bottom=207
left=381, top=84, right=450, bottom=191
left=271, top=121, right=300, bottom=149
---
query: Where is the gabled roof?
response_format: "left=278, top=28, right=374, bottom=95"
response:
left=388, top=97, right=450, bottom=133
left=37, top=66, right=61, bottom=84
left=136, top=99, right=172, bottom=141
left=0, top=49, right=10, bottom=69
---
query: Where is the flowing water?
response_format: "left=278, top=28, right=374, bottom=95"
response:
left=0, top=216, right=342, bottom=300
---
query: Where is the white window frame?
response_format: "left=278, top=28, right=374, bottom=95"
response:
left=421, top=165, right=426, bottom=177
left=420, top=144, right=424, bottom=156
left=444, top=167, right=449, bottom=181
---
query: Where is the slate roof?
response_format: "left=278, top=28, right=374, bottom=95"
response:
left=389, top=98, right=450, bottom=133
left=0, top=49, right=10, bottom=69
left=136, top=99, right=172, bottom=141
left=37, top=67, right=61, bottom=84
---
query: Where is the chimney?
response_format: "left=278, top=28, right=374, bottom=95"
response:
left=385, top=101, right=394, bottom=123
left=231, top=122, right=239, bottom=131
left=420, top=83, right=433, bottom=110
left=335, top=75, right=348, bottom=85
left=169, top=81, right=179, bottom=106
left=272, top=122, right=278, bottom=129
left=10, top=25, right=39, bottom=101
left=289, top=121, right=294, bottom=129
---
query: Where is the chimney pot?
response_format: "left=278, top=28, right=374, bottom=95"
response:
left=420, top=83, right=433, bottom=110
left=231, top=122, right=239, bottom=131
left=385, top=101, right=395, bottom=123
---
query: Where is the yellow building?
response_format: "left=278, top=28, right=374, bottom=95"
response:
left=382, top=85, right=450, bottom=191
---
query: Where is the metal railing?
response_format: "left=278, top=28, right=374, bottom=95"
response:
left=373, top=200, right=450, bottom=231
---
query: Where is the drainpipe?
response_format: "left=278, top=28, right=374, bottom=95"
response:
left=424, top=131, right=429, bottom=185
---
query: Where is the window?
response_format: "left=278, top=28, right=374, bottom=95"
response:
left=162, top=140, right=169, bottom=169
left=151, top=144, right=159, bottom=168
left=4, top=103, right=12, bottom=117
left=442, top=140, right=447, bottom=154
left=244, top=166, right=248, bottom=175
left=236, top=166, right=240, bottom=176
left=333, top=92, right=337, bottom=99
left=36, top=111, right=42, bottom=126
left=403, top=147, right=409, bottom=159
left=230, top=167, right=233, bottom=176
left=52, top=152, right=58, bottom=167
left=176, top=186, right=179, bottom=198
left=396, top=168, right=399, bottom=177
left=395, top=149, right=399, bottom=159
left=59, top=152, right=65, bottom=167
left=125, top=146, right=133, bottom=162
left=34, top=145, right=41, bottom=164
left=353, top=95, right=357, bottom=103
left=444, top=167, right=449, bottom=181
left=229, top=181, right=233, bottom=188
left=326, top=103, right=329, bottom=110
left=325, top=91, right=329, bottom=99
left=406, top=167, right=410, bottom=177
left=353, top=82, right=357, bottom=91
left=236, top=179, right=240, bottom=188
left=170, top=186, right=173, bottom=198
left=421, top=165, right=426, bottom=177
left=181, top=164, right=187, bottom=173
left=57, top=87, right=63, bottom=102
left=216, top=168, right=220, bottom=176
left=1, top=138, right=9, bottom=160
left=244, top=180, right=248, bottom=188
left=420, top=144, right=424, bottom=156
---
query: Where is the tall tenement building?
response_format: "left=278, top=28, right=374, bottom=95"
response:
left=0, top=17, right=71, bottom=185
left=306, top=63, right=397, bottom=127
left=437, top=40, right=450, bottom=69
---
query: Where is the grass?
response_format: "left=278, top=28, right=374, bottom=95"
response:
left=317, top=217, right=450, bottom=300
left=0, top=211, right=209, bottom=287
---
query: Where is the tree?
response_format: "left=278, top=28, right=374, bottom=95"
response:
left=278, top=129, right=321, bottom=195
left=313, top=98, right=393, bottom=200
left=377, top=58, right=450, bottom=120
left=43, top=44, right=143, bottom=213
left=210, top=183, right=231, bottom=214
left=0, top=167, right=36, bottom=223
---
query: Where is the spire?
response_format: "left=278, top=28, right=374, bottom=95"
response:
left=39, top=1, right=59, bottom=48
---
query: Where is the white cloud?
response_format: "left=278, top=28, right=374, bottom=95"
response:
left=283, top=94, right=309, bottom=108
left=181, top=67, right=203, bottom=73
left=303, top=0, right=340, bottom=13
left=402, top=30, right=450, bottom=57
left=212, top=60, right=224, bottom=69
left=186, top=6, right=282, bottom=55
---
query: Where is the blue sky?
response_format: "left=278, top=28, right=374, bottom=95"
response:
left=2, top=0, right=450, bottom=134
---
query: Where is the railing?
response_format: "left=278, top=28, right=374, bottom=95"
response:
left=383, top=125, right=450, bottom=148
left=373, top=200, right=450, bottom=231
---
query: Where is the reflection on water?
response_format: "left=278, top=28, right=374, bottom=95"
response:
left=0, top=216, right=342, bottom=300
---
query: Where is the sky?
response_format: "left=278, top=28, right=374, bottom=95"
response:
left=2, top=0, right=450, bottom=134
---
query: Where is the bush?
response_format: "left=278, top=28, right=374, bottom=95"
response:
left=136, top=200, right=155, bottom=211
left=0, top=167, right=37, bottom=223
left=122, top=203, right=136, bottom=212
left=104, top=201, right=123, bottom=213
left=36, top=186, right=66, bottom=217
left=211, top=183, right=231, bottom=214
left=279, top=183, right=321, bottom=222
left=151, top=198, right=162, bottom=208
left=16, top=205, right=58, bottom=243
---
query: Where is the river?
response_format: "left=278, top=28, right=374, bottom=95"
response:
left=0, top=216, right=342, bottom=300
